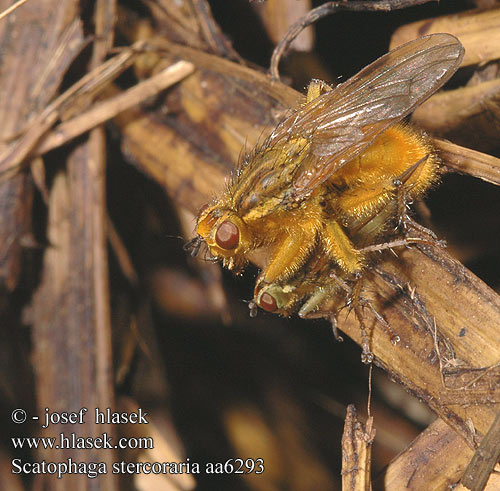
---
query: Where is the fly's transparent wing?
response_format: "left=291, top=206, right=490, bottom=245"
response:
left=268, top=33, right=464, bottom=201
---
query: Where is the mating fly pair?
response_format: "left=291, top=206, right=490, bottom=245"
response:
left=186, top=34, right=464, bottom=360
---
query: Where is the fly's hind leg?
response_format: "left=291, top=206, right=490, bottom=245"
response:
left=348, top=278, right=374, bottom=363
left=338, top=155, right=445, bottom=253
left=392, top=155, right=446, bottom=248
left=393, top=155, right=429, bottom=231
left=359, top=236, right=446, bottom=254
left=394, top=169, right=442, bottom=243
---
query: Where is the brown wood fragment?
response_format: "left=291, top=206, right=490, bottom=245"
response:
left=115, top=41, right=299, bottom=211
left=379, top=418, right=473, bottom=490
left=147, top=0, right=209, bottom=51
left=32, top=158, right=116, bottom=489
left=442, top=364, right=500, bottom=393
left=391, top=8, right=500, bottom=67
left=146, top=0, right=241, bottom=61
left=118, top=104, right=227, bottom=212
left=191, top=0, right=243, bottom=60
left=346, top=245, right=500, bottom=437
left=342, top=405, right=375, bottom=491
left=80, top=1, right=117, bottom=485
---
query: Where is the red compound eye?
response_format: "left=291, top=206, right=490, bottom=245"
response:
left=215, top=220, right=239, bottom=249
left=258, top=292, right=278, bottom=312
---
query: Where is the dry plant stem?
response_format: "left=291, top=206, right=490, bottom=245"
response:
left=461, top=409, right=500, bottom=491
left=82, top=3, right=117, bottom=487
left=365, top=248, right=500, bottom=435
left=341, top=405, right=375, bottom=491
left=32, top=147, right=117, bottom=490
left=379, top=418, right=474, bottom=490
left=391, top=7, right=500, bottom=67
left=414, top=79, right=500, bottom=133
left=0, top=6, right=84, bottom=290
left=146, top=0, right=241, bottom=60
left=434, top=138, right=500, bottom=186
left=269, top=0, right=435, bottom=79
left=0, top=40, right=146, bottom=177
left=37, top=60, right=195, bottom=155
left=144, top=0, right=203, bottom=51
left=106, top=214, right=139, bottom=287
left=191, top=0, right=242, bottom=61
left=0, top=0, right=29, bottom=21
left=32, top=1, right=118, bottom=488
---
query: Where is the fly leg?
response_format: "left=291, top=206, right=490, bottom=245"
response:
left=358, top=236, right=446, bottom=254
left=391, top=155, right=445, bottom=248
left=393, top=155, right=429, bottom=232
left=345, top=278, right=373, bottom=363
left=301, top=269, right=395, bottom=362
left=259, top=224, right=318, bottom=285
left=322, top=220, right=364, bottom=274
left=347, top=276, right=400, bottom=363
left=336, top=154, right=444, bottom=253
left=329, top=311, right=344, bottom=343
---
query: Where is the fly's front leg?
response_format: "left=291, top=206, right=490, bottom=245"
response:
left=259, top=226, right=317, bottom=286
